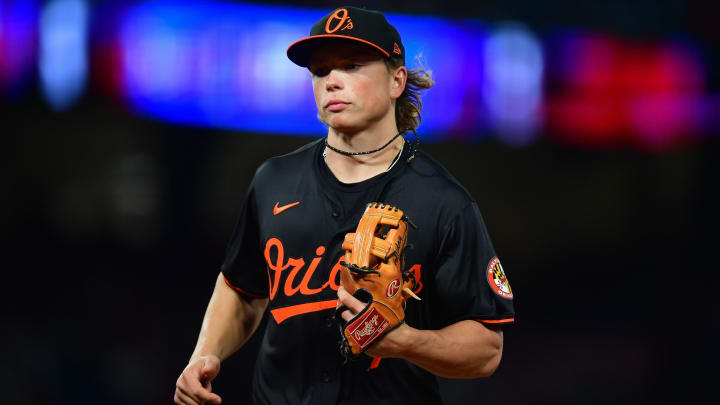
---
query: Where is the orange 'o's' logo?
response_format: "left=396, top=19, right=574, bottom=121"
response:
left=325, top=8, right=349, bottom=33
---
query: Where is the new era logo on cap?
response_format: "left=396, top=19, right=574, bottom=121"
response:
left=287, top=6, right=405, bottom=67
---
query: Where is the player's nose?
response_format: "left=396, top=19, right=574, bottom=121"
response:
left=325, top=69, right=343, bottom=91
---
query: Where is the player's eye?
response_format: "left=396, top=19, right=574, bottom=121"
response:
left=344, top=63, right=359, bottom=71
left=310, top=67, right=330, bottom=77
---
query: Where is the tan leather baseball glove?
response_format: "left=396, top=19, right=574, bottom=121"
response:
left=334, top=202, right=420, bottom=360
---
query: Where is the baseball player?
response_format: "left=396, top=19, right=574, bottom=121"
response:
left=174, top=6, right=514, bottom=405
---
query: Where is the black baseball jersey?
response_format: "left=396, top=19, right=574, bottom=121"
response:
left=221, top=138, right=514, bottom=405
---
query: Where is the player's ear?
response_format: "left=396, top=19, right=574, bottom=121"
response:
left=389, top=65, right=407, bottom=99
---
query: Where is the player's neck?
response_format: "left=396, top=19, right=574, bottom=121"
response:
left=324, top=125, right=404, bottom=184
left=327, top=119, right=400, bottom=150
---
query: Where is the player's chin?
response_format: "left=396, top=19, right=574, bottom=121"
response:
left=324, top=114, right=362, bottom=133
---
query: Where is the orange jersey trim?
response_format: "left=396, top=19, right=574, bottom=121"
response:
left=270, top=299, right=338, bottom=324
left=223, top=275, right=267, bottom=299
left=287, top=35, right=391, bottom=59
left=369, top=357, right=382, bottom=370
left=476, top=318, right=515, bottom=324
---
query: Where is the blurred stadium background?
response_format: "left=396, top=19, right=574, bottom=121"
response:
left=2, top=0, right=717, bottom=403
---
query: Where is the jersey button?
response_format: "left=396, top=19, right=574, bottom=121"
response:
left=321, top=371, right=331, bottom=383
left=332, top=211, right=339, bottom=218
left=325, top=317, right=333, bottom=328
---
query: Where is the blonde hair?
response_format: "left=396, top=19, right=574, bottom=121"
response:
left=386, top=57, right=434, bottom=132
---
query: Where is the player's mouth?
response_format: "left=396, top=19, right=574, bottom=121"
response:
left=325, top=100, right=349, bottom=112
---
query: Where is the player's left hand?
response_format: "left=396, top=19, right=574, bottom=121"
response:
left=337, top=286, right=412, bottom=358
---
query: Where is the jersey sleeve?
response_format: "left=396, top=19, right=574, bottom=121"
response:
left=220, top=179, right=268, bottom=299
left=432, top=202, right=514, bottom=326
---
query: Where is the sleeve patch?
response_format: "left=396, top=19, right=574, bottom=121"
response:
left=486, top=257, right=513, bottom=300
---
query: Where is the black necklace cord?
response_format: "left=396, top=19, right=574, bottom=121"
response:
left=324, top=128, right=418, bottom=163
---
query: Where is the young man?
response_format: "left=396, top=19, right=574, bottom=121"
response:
left=174, top=6, right=514, bottom=405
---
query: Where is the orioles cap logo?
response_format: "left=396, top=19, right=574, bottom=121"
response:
left=325, top=8, right=353, bottom=33
left=393, top=42, right=402, bottom=55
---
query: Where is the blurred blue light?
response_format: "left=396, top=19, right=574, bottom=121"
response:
left=0, top=0, right=39, bottom=98
left=117, top=1, right=492, bottom=139
left=120, top=1, right=322, bottom=133
left=482, top=22, right=544, bottom=145
left=39, top=0, right=89, bottom=111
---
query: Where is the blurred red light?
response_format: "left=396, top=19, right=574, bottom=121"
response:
left=547, top=35, right=706, bottom=149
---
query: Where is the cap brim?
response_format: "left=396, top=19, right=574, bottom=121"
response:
left=286, top=35, right=390, bottom=67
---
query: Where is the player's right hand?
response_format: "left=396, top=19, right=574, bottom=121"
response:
left=174, top=355, right=223, bottom=405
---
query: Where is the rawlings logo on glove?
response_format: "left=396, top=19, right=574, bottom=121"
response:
left=334, top=202, right=420, bottom=361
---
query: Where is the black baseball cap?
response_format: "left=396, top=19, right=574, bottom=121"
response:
left=287, top=6, right=405, bottom=68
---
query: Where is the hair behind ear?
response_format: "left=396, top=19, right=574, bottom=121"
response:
left=386, top=58, right=434, bottom=132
